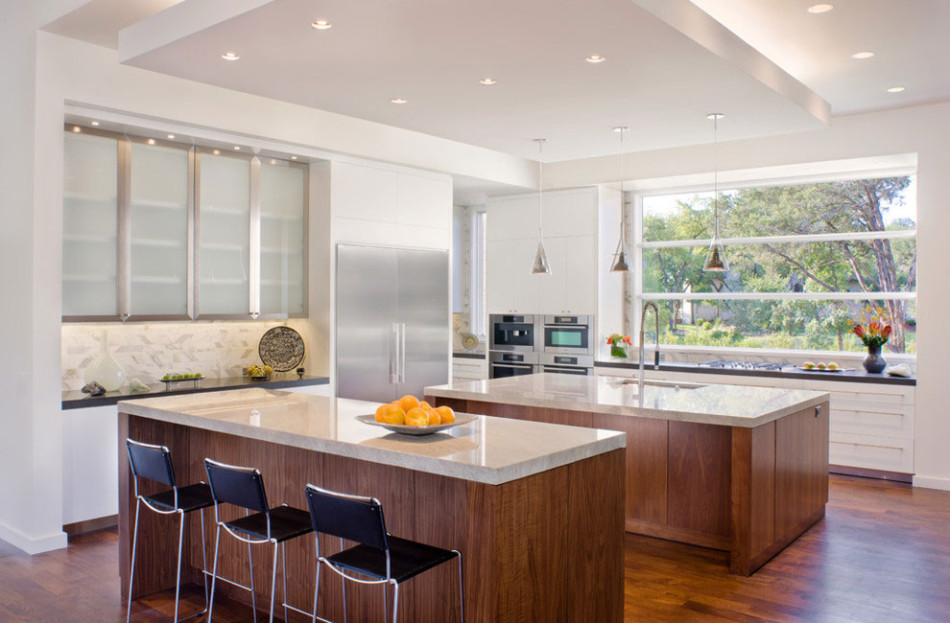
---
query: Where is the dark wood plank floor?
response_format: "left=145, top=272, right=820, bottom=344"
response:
left=1, top=475, right=947, bottom=622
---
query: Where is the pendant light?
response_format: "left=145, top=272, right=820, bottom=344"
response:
left=610, top=126, right=631, bottom=272
left=531, top=138, right=551, bottom=275
left=703, top=113, right=729, bottom=273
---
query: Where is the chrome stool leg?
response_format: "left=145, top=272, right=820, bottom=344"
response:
left=311, top=557, right=322, bottom=622
left=454, top=549, right=465, bottom=623
left=248, top=538, right=258, bottom=623
left=281, top=542, right=289, bottom=623
left=208, top=524, right=221, bottom=622
left=391, top=580, right=400, bottom=623
left=269, top=541, right=279, bottom=623
left=126, top=498, right=142, bottom=623
left=173, top=509, right=185, bottom=622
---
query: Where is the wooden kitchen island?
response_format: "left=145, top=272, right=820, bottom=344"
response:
left=117, top=388, right=625, bottom=622
left=427, top=374, right=831, bottom=576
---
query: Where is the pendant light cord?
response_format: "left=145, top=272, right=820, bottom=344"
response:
left=713, top=116, right=719, bottom=239
left=537, top=139, right=544, bottom=237
left=619, top=128, right=625, bottom=239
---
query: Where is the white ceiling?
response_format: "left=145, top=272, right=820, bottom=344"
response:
left=110, top=0, right=830, bottom=162
left=42, top=0, right=184, bottom=49
left=690, top=0, right=950, bottom=116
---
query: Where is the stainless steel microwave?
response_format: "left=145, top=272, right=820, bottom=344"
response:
left=542, top=315, right=593, bottom=356
left=489, top=314, right=539, bottom=353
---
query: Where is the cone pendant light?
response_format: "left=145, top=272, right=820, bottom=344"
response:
left=610, top=126, right=631, bottom=272
left=703, top=113, right=729, bottom=273
left=531, top=138, right=551, bottom=275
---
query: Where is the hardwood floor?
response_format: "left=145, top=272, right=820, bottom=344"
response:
left=1, top=475, right=947, bottom=622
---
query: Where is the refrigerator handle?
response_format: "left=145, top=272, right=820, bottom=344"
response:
left=399, top=323, right=407, bottom=384
left=391, top=323, right=400, bottom=384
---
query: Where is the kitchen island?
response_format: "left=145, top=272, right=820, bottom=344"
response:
left=426, top=373, right=831, bottom=575
left=117, top=388, right=625, bottom=622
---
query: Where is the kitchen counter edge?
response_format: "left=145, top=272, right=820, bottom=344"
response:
left=594, top=360, right=915, bottom=385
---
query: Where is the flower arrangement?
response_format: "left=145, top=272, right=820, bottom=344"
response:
left=851, top=306, right=892, bottom=350
left=607, top=333, right=632, bottom=358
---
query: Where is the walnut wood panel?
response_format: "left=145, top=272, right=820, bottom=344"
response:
left=119, top=413, right=624, bottom=622
left=775, top=402, right=830, bottom=544
left=730, top=422, right=776, bottom=575
left=591, top=412, right=667, bottom=526
left=666, top=421, right=732, bottom=540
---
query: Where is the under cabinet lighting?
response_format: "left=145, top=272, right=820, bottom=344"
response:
left=807, top=4, right=834, bottom=14
left=90, top=121, right=100, bottom=126
left=221, top=51, right=240, bottom=61
left=311, top=20, right=332, bottom=30
left=213, top=149, right=221, bottom=155
left=233, top=146, right=241, bottom=150
left=290, top=156, right=298, bottom=160
left=71, top=126, right=81, bottom=133
left=585, top=55, right=606, bottom=63
left=147, top=139, right=156, bottom=145
left=852, top=51, right=875, bottom=60
left=166, top=134, right=176, bottom=139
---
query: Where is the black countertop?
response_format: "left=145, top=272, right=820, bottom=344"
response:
left=62, top=375, right=330, bottom=410
left=594, top=360, right=916, bottom=386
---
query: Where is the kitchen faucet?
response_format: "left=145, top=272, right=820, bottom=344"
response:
left=639, top=301, right=660, bottom=393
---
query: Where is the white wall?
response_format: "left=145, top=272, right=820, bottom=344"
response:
left=546, top=102, right=950, bottom=490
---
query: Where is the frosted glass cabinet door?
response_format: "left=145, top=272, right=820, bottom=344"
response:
left=259, top=162, right=306, bottom=316
left=62, top=132, right=119, bottom=317
left=197, top=152, right=251, bottom=316
left=129, top=141, right=190, bottom=317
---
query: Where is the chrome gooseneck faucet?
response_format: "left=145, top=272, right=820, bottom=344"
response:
left=639, top=301, right=660, bottom=393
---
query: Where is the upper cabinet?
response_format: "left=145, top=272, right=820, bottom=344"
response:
left=62, top=127, right=308, bottom=322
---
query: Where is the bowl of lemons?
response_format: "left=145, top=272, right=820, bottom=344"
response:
left=356, top=395, right=477, bottom=436
left=247, top=364, right=274, bottom=381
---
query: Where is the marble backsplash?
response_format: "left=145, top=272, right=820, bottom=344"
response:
left=61, top=321, right=303, bottom=391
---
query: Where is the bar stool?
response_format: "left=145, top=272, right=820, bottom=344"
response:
left=125, top=438, right=213, bottom=623
left=204, top=458, right=314, bottom=623
left=305, top=484, right=464, bottom=623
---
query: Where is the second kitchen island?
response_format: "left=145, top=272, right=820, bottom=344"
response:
left=426, top=373, right=831, bottom=575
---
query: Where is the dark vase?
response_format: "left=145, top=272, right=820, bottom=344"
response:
left=863, top=344, right=886, bottom=373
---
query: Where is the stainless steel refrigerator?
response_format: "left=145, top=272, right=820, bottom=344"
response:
left=336, top=243, right=450, bottom=402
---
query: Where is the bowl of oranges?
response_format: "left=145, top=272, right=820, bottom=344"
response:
left=356, top=394, right=477, bottom=436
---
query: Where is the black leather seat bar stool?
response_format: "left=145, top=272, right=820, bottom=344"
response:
left=305, top=484, right=464, bottom=623
left=204, top=458, right=314, bottom=623
left=125, top=438, right=214, bottom=623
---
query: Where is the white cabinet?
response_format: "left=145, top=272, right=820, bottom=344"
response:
left=63, top=405, right=118, bottom=526
left=259, top=161, right=307, bottom=316
left=452, top=357, right=488, bottom=381
left=486, top=186, right=620, bottom=322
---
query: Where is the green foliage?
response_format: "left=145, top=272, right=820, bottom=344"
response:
left=643, top=176, right=916, bottom=353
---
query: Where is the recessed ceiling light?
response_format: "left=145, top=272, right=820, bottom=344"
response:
left=166, top=134, right=176, bottom=139
left=706, top=112, right=725, bottom=120
left=290, top=156, right=298, bottom=160
left=585, top=55, right=606, bottom=63
left=887, top=86, right=906, bottom=93
left=233, top=145, right=241, bottom=150
left=213, top=149, right=221, bottom=155
left=390, top=97, right=407, bottom=104
left=807, top=4, right=834, bottom=14
left=221, top=51, right=240, bottom=61
left=90, top=121, right=100, bottom=126
left=71, top=126, right=81, bottom=133
left=479, top=77, right=497, bottom=86
left=851, top=51, right=875, bottom=60
left=147, top=138, right=156, bottom=145
left=311, top=20, right=332, bottom=30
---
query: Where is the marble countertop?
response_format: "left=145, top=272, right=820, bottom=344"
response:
left=118, top=388, right=625, bottom=486
left=425, top=373, right=830, bottom=428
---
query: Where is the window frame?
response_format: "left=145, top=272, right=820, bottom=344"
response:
left=630, top=170, right=918, bottom=355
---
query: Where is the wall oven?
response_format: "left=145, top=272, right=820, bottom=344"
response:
left=489, top=351, right=539, bottom=379
left=489, top=314, right=539, bottom=353
left=540, top=353, right=593, bottom=376
left=542, top=315, right=593, bottom=356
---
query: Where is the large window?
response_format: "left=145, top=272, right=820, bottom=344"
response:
left=636, top=174, right=917, bottom=354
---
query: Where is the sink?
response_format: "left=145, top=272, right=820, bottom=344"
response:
left=608, top=378, right=705, bottom=390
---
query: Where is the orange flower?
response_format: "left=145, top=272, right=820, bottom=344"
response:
left=852, top=324, right=866, bottom=338
left=882, top=325, right=892, bottom=339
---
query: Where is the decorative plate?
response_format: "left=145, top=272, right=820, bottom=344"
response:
left=461, top=333, right=479, bottom=351
left=258, top=327, right=305, bottom=372
left=355, top=412, right=478, bottom=436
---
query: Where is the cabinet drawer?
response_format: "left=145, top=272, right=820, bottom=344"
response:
left=830, top=403, right=914, bottom=438
left=452, top=360, right=488, bottom=381
left=830, top=432, right=913, bottom=474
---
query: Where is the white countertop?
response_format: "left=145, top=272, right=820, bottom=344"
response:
left=425, top=373, right=830, bottom=428
left=117, top=388, right=625, bottom=486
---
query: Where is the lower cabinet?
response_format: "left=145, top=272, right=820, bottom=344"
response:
left=452, top=357, right=488, bottom=382
left=63, top=405, right=119, bottom=527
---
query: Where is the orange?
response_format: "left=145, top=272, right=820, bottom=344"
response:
left=435, top=405, right=455, bottom=424
left=405, top=407, right=429, bottom=426
left=426, top=409, right=441, bottom=425
left=378, top=404, right=406, bottom=425
left=375, top=403, right=389, bottom=422
left=398, top=395, right=420, bottom=412
left=419, top=400, right=432, bottom=410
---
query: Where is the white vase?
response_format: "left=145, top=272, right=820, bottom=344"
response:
left=84, top=331, right=126, bottom=392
